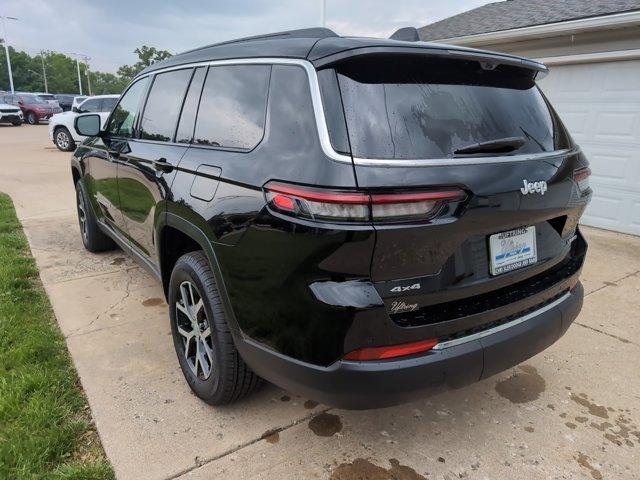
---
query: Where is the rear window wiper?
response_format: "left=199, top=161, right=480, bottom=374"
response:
left=454, top=136, right=526, bottom=155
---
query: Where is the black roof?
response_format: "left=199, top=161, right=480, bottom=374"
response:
left=137, top=27, right=547, bottom=77
left=420, top=0, right=640, bottom=41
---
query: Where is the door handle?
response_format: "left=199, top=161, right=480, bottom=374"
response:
left=152, top=157, right=174, bottom=173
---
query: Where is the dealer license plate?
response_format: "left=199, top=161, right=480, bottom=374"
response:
left=489, top=226, right=537, bottom=275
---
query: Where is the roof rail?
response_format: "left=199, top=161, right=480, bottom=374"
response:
left=179, top=27, right=338, bottom=55
left=389, top=27, right=421, bottom=42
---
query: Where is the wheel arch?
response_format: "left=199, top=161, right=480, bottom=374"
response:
left=157, top=213, right=241, bottom=335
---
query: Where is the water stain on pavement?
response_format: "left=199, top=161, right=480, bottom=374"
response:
left=280, top=395, right=290, bottom=402
left=570, top=393, right=609, bottom=419
left=142, top=298, right=164, bottom=307
left=524, top=426, right=535, bottom=433
left=576, top=452, right=603, bottom=480
left=111, top=257, right=126, bottom=265
left=304, top=400, right=319, bottom=409
left=264, top=431, right=279, bottom=444
left=330, top=458, right=425, bottom=480
left=495, top=365, right=545, bottom=404
left=309, top=412, right=342, bottom=437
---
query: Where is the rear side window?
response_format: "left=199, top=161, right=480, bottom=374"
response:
left=193, top=65, right=271, bottom=149
left=140, top=69, right=193, bottom=142
left=175, top=67, right=206, bottom=144
left=108, top=77, right=149, bottom=138
left=326, top=55, right=567, bottom=160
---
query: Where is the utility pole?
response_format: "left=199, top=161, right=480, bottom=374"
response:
left=83, top=56, right=91, bottom=95
left=75, top=57, right=82, bottom=95
left=0, top=13, right=18, bottom=94
left=40, top=50, right=48, bottom=93
left=320, top=0, right=326, bottom=27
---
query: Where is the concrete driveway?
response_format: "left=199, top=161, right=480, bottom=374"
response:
left=1, top=124, right=639, bottom=480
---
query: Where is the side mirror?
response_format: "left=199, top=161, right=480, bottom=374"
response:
left=72, top=106, right=80, bottom=113
left=75, top=114, right=102, bottom=137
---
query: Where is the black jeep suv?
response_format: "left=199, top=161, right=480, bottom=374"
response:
left=71, top=28, right=591, bottom=409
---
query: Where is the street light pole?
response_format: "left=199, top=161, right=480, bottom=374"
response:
left=40, top=50, right=48, bottom=93
left=0, top=13, right=18, bottom=94
left=320, top=0, right=326, bottom=27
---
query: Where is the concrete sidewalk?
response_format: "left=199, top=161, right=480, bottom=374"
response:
left=1, top=124, right=638, bottom=480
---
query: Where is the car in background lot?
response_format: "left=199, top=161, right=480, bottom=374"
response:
left=36, top=93, right=61, bottom=108
left=0, top=101, right=23, bottom=125
left=2, top=93, right=62, bottom=124
left=54, top=94, right=78, bottom=112
left=49, top=94, right=119, bottom=151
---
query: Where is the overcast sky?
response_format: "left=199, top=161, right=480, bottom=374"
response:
left=1, top=0, right=488, bottom=73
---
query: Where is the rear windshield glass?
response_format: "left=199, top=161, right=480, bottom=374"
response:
left=327, top=55, right=569, bottom=160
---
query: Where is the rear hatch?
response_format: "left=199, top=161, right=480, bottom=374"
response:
left=317, top=52, right=590, bottom=335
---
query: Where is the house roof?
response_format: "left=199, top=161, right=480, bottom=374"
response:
left=419, top=0, right=640, bottom=41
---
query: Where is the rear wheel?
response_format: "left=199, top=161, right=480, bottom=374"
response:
left=26, top=112, right=38, bottom=125
left=55, top=127, right=75, bottom=151
left=169, top=251, right=261, bottom=405
left=75, top=180, right=115, bottom=252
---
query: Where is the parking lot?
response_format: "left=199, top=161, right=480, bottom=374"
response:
left=1, top=123, right=639, bottom=480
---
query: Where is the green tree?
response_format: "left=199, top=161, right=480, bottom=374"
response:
left=89, top=71, right=128, bottom=95
left=117, top=46, right=172, bottom=81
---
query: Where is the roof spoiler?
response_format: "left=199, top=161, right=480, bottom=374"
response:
left=389, top=27, right=420, bottom=42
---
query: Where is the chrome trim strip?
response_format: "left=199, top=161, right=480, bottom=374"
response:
left=134, top=59, right=578, bottom=167
left=134, top=58, right=353, bottom=164
left=353, top=148, right=578, bottom=167
left=432, top=292, right=571, bottom=350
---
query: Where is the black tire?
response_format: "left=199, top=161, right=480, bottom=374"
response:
left=26, top=112, right=38, bottom=125
left=169, top=251, right=261, bottom=405
left=75, top=180, right=116, bottom=252
left=54, top=127, right=76, bottom=151
left=12, top=120, right=22, bottom=126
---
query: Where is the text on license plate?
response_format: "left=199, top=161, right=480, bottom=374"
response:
left=489, top=226, right=537, bottom=275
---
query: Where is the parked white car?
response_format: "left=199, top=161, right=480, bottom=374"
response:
left=0, top=101, right=23, bottom=126
left=48, top=95, right=119, bottom=151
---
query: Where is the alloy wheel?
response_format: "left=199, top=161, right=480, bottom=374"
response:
left=76, top=188, right=88, bottom=242
left=175, top=281, right=215, bottom=380
left=56, top=130, right=70, bottom=150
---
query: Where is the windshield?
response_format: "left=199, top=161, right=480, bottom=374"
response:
left=322, top=55, right=571, bottom=160
left=21, top=94, right=46, bottom=104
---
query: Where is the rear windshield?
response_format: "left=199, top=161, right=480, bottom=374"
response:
left=323, top=55, right=570, bottom=160
left=38, top=94, right=55, bottom=100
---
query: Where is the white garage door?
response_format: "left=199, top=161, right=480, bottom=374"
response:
left=538, top=59, right=640, bottom=235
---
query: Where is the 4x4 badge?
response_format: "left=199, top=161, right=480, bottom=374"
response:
left=390, top=283, right=421, bottom=293
left=520, top=179, right=548, bottom=196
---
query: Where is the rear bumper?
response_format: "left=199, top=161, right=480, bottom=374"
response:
left=237, top=283, right=583, bottom=409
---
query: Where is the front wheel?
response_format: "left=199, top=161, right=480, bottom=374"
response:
left=55, top=127, right=76, bottom=151
left=169, top=251, right=261, bottom=405
left=75, top=180, right=116, bottom=252
left=26, top=112, right=38, bottom=125
left=12, top=119, right=22, bottom=126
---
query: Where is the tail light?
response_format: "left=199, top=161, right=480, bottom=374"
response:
left=264, top=182, right=465, bottom=224
left=574, top=167, right=591, bottom=193
left=343, top=338, right=439, bottom=361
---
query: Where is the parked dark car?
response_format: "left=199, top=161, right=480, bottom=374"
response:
left=55, top=94, right=78, bottom=112
left=70, top=28, right=591, bottom=409
left=2, top=93, right=62, bottom=124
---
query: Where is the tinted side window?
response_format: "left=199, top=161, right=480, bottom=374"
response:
left=194, top=65, right=271, bottom=149
left=175, top=67, right=206, bottom=144
left=140, top=69, right=192, bottom=142
left=101, top=98, right=118, bottom=112
left=80, top=99, right=101, bottom=112
left=108, top=77, right=149, bottom=138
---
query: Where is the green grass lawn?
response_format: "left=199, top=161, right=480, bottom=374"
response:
left=0, top=193, right=114, bottom=479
